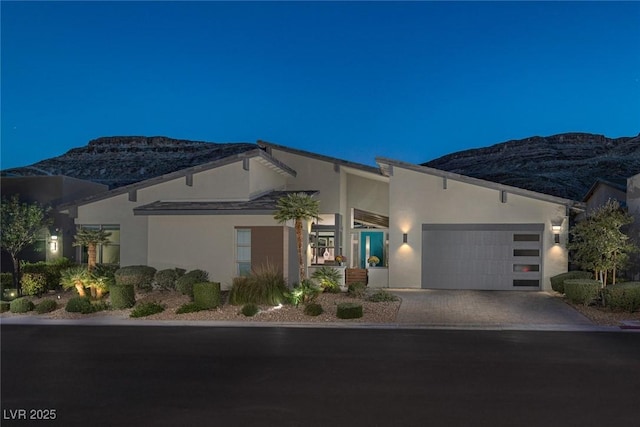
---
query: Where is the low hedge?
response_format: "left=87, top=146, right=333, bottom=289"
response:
left=10, top=298, right=34, bottom=313
left=176, top=270, right=209, bottom=299
left=65, top=296, right=96, bottom=314
left=336, top=302, right=363, bottom=319
left=21, top=273, right=48, bottom=296
left=109, top=283, right=136, bottom=309
left=603, top=282, right=640, bottom=312
left=564, top=279, right=602, bottom=306
left=193, top=282, right=221, bottom=309
left=304, top=303, right=323, bottom=316
left=114, top=265, right=157, bottom=292
left=0, top=301, right=9, bottom=313
left=21, top=259, right=75, bottom=292
left=130, top=301, right=165, bottom=318
left=347, top=282, right=367, bottom=298
left=550, top=271, right=593, bottom=294
left=35, top=299, right=58, bottom=314
left=154, top=269, right=178, bottom=291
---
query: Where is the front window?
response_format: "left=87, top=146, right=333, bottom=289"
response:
left=79, top=225, right=120, bottom=265
left=236, top=229, right=251, bottom=276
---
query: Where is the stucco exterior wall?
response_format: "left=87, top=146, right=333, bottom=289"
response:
left=76, top=193, right=149, bottom=266
left=268, top=148, right=342, bottom=212
left=585, top=184, right=626, bottom=214
left=146, top=215, right=284, bottom=289
left=249, top=158, right=287, bottom=197
left=346, top=174, right=389, bottom=217
left=387, top=167, right=568, bottom=290
left=139, top=162, right=249, bottom=201
left=74, top=159, right=286, bottom=269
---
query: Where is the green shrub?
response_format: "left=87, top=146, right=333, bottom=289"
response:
left=60, top=266, right=92, bottom=296
left=114, top=265, right=157, bottom=292
left=130, top=301, right=166, bottom=318
left=241, top=303, right=259, bottom=317
left=176, top=270, right=209, bottom=299
left=154, top=269, right=178, bottom=291
left=604, top=282, right=640, bottom=312
left=65, top=296, right=96, bottom=314
left=20, top=273, right=48, bottom=296
left=35, top=299, right=58, bottom=314
left=564, top=279, right=602, bottom=306
left=93, top=263, right=119, bottom=280
left=367, top=290, right=399, bottom=302
left=0, top=301, right=9, bottom=313
left=21, top=260, right=71, bottom=292
left=303, top=303, right=323, bottom=316
left=311, top=266, right=342, bottom=293
left=176, top=302, right=204, bottom=314
left=288, top=280, right=321, bottom=306
left=193, top=282, right=221, bottom=309
left=10, top=297, right=34, bottom=313
left=347, top=282, right=367, bottom=298
left=550, top=271, right=593, bottom=294
left=229, top=266, right=288, bottom=306
left=109, top=283, right=136, bottom=309
left=174, top=268, right=186, bottom=277
left=1, top=272, right=14, bottom=291
left=336, top=302, right=363, bottom=319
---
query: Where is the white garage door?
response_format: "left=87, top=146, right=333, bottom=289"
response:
left=422, top=224, right=543, bottom=290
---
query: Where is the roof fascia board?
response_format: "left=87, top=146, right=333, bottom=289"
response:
left=376, top=157, right=584, bottom=208
left=133, top=209, right=276, bottom=216
left=257, top=140, right=382, bottom=176
left=59, top=148, right=295, bottom=209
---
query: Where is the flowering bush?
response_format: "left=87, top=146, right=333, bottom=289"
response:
left=335, top=255, right=347, bottom=263
left=367, top=256, right=380, bottom=265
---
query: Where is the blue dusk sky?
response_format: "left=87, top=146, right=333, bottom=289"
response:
left=1, top=1, right=639, bottom=170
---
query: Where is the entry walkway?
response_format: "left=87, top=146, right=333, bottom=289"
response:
left=390, top=289, right=595, bottom=329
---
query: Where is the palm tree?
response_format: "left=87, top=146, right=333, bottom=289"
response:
left=73, top=228, right=112, bottom=272
left=274, top=192, right=320, bottom=282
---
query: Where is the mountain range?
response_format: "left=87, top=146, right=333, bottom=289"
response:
left=2, top=133, right=639, bottom=201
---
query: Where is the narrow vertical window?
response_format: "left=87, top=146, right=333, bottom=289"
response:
left=236, top=229, right=251, bottom=276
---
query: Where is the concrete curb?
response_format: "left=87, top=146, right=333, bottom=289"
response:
left=0, top=316, right=630, bottom=332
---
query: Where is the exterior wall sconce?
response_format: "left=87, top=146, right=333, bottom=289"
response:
left=551, top=225, right=561, bottom=244
left=49, top=235, right=59, bottom=252
left=402, top=233, right=408, bottom=244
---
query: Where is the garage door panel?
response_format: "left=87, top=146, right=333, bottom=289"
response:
left=422, top=224, right=543, bottom=290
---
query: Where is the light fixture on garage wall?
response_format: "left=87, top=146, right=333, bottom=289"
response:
left=551, top=225, right=562, bottom=244
left=402, top=233, right=408, bottom=244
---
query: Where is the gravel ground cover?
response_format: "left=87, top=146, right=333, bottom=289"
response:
left=0, top=289, right=401, bottom=324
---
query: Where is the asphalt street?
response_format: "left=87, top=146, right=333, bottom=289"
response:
left=1, top=326, right=639, bottom=427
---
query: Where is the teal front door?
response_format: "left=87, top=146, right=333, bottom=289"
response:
left=360, top=231, right=384, bottom=268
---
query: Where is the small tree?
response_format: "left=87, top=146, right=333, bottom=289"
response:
left=0, top=195, right=52, bottom=294
left=568, top=199, right=636, bottom=286
left=274, top=192, right=320, bottom=281
left=73, top=228, right=111, bottom=272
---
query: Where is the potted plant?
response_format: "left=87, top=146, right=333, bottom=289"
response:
left=335, top=255, right=347, bottom=266
left=367, top=256, right=380, bottom=267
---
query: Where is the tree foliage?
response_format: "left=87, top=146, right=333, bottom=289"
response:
left=73, top=228, right=111, bottom=272
left=568, top=199, right=636, bottom=285
left=0, top=195, right=52, bottom=292
left=273, top=192, right=320, bottom=281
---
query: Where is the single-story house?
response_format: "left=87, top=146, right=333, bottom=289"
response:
left=60, top=141, right=584, bottom=291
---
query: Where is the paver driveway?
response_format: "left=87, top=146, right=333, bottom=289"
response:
left=390, top=289, right=594, bottom=327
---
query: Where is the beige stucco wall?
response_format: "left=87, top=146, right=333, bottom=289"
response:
left=147, top=215, right=284, bottom=289
left=387, top=167, right=569, bottom=290
left=74, top=159, right=287, bottom=270
left=346, top=173, right=389, bottom=217
left=268, top=148, right=343, bottom=212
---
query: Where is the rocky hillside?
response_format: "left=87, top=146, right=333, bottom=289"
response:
left=3, top=133, right=638, bottom=200
left=423, top=133, right=640, bottom=200
left=1, top=136, right=256, bottom=188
